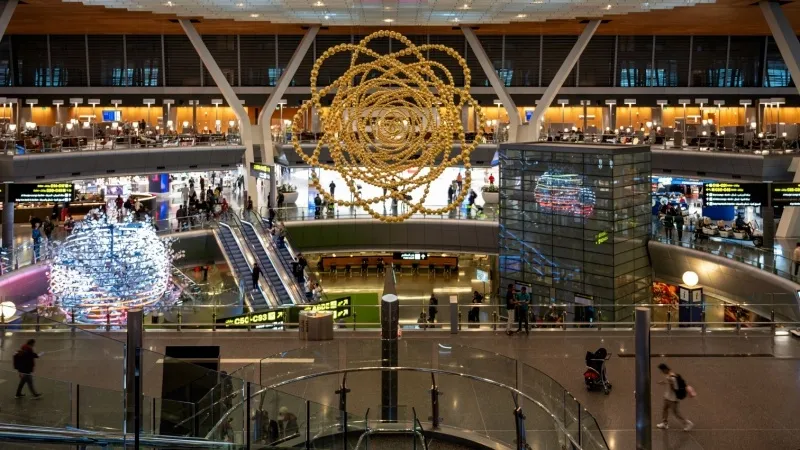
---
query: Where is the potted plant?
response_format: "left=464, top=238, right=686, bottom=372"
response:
left=481, top=183, right=499, bottom=204
left=278, top=183, right=298, bottom=204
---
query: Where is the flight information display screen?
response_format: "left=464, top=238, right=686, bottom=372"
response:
left=771, top=183, right=800, bottom=209
left=8, top=183, right=75, bottom=203
left=703, top=182, right=767, bottom=207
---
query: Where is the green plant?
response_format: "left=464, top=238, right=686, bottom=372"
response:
left=278, top=183, right=297, bottom=193
left=481, top=184, right=499, bottom=193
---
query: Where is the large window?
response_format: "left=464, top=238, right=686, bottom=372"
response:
left=690, top=37, right=727, bottom=87
left=504, top=36, right=540, bottom=87
left=763, top=37, right=792, bottom=87
left=653, top=36, right=689, bottom=87
left=728, top=37, right=763, bottom=87
left=616, top=36, right=652, bottom=87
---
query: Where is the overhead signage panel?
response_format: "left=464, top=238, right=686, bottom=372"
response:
left=771, top=183, right=800, bottom=208
left=8, top=183, right=75, bottom=203
left=703, top=182, right=767, bottom=207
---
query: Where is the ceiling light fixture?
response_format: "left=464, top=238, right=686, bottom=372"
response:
left=250, top=13, right=259, bottom=17
left=324, top=14, right=330, bottom=19
left=462, top=3, right=470, bottom=9
left=314, top=1, right=325, bottom=6
left=165, top=1, right=173, bottom=6
left=384, top=6, right=392, bottom=10
left=383, top=18, right=394, bottom=23
left=606, top=4, right=612, bottom=9
left=451, top=17, right=460, bottom=22
left=516, top=13, right=527, bottom=18
left=236, top=2, right=244, bottom=6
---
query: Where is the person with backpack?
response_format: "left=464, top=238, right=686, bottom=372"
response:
left=14, top=339, right=42, bottom=398
left=656, top=363, right=693, bottom=431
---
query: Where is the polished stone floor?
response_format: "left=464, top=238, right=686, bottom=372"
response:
left=0, top=330, right=793, bottom=450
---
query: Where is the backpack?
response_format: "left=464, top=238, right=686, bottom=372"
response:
left=674, top=374, right=687, bottom=400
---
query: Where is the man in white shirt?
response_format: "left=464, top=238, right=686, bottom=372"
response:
left=656, top=363, right=693, bottom=431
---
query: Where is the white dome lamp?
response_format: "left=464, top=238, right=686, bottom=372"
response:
left=0, top=301, right=16, bottom=322
left=682, top=271, right=699, bottom=287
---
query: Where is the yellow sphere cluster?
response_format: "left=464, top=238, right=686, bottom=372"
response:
left=291, top=30, right=486, bottom=222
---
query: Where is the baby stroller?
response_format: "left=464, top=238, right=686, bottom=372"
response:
left=584, top=347, right=612, bottom=394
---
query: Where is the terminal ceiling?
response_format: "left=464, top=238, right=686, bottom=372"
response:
left=10, top=0, right=800, bottom=34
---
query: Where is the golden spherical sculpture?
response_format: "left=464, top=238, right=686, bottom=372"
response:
left=291, top=30, right=486, bottom=222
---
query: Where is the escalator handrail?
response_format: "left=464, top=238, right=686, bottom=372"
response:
left=220, top=212, right=282, bottom=308
left=239, top=218, right=298, bottom=305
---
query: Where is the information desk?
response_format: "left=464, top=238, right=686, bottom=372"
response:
left=319, top=255, right=458, bottom=271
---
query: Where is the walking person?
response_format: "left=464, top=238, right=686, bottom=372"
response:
left=31, top=223, right=42, bottom=262
left=14, top=339, right=42, bottom=398
left=515, top=286, right=531, bottom=335
left=656, top=363, right=694, bottom=431
left=43, top=217, right=54, bottom=241
left=456, top=172, right=463, bottom=194
left=674, top=211, right=685, bottom=242
left=428, top=294, right=438, bottom=324
left=251, top=264, right=261, bottom=290
left=663, top=206, right=675, bottom=241
left=504, top=284, right=516, bottom=334
left=329, top=181, right=336, bottom=199
left=469, top=290, right=483, bottom=325
left=314, top=194, right=322, bottom=219
left=794, top=243, right=800, bottom=279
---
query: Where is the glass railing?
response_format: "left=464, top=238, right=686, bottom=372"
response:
left=225, top=340, right=608, bottom=450
left=7, top=133, right=243, bottom=155
left=0, top=213, right=214, bottom=276
left=650, top=229, right=797, bottom=283
left=266, top=204, right=499, bottom=222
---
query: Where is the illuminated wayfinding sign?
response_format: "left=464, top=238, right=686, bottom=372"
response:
left=771, top=183, right=800, bottom=209
left=393, top=252, right=428, bottom=261
left=8, top=183, right=75, bottom=203
left=217, top=296, right=352, bottom=327
left=249, top=163, right=272, bottom=180
left=703, top=182, right=767, bottom=207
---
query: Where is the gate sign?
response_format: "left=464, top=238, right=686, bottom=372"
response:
left=771, top=183, right=800, bottom=208
left=703, top=182, right=767, bottom=207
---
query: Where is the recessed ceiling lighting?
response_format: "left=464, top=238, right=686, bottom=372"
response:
left=383, top=18, right=394, bottom=22
left=314, top=1, right=325, bottom=6
left=324, top=14, right=330, bottom=19
left=236, top=2, right=244, bottom=6
left=516, top=13, right=527, bottom=18
left=451, top=17, right=460, bottom=22
left=250, top=13, right=260, bottom=17
left=461, top=3, right=470, bottom=9
left=606, top=4, right=612, bottom=9
left=164, top=1, right=173, bottom=6
left=533, top=0, right=544, bottom=3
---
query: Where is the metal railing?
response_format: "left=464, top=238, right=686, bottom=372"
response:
left=266, top=204, right=499, bottom=223
left=5, top=132, right=243, bottom=155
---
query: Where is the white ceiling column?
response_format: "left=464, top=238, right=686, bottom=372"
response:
left=0, top=0, right=17, bottom=43
left=529, top=20, right=600, bottom=141
left=258, top=25, right=319, bottom=207
left=760, top=1, right=800, bottom=238
left=179, top=18, right=256, bottom=203
left=462, top=25, right=520, bottom=141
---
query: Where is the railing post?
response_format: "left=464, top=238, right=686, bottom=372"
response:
left=736, top=315, right=741, bottom=334
left=457, top=310, right=462, bottom=331
left=336, top=375, right=350, bottom=444
left=429, top=373, right=442, bottom=429
left=513, top=395, right=527, bottom=450
left=492, top=311, right=497, bottom=331
left=700, top=309, right=707, bottom=334
left=352, top=311, right=357, bottom=331
left=246, top=382, right=251, bottom=448
left=666, top=310, right=671, bottom=333
left=771, top=309, right=776, bottom=336
left=561, top=311, right=567, bottom=330
left=305, top=400, right=311, bottom=450
left=597, top=310, right=602, bottom=331
left=35, top=308, right=40, bottom=332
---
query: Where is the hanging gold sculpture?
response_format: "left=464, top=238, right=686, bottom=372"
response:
left=291, top=30, right=485, bottom=222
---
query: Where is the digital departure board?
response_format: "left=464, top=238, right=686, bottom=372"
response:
left=217, top=296, right=352, bottom=328
left=8, top=183, right=74, bottom=203
left=771, top=183, right=800, bottom=208
left=703, top=182, right=767, bottom=207
left=249, top=163, right=272, bottom=180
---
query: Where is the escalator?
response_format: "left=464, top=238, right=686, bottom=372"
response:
left=214, top=223, right=270, bottom=310
left=258, top=215, right=322, bottom=303
left=239, top=220, right=293, bottom=305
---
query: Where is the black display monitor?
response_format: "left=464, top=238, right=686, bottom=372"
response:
left=771, top=183, right=800, bottom=209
